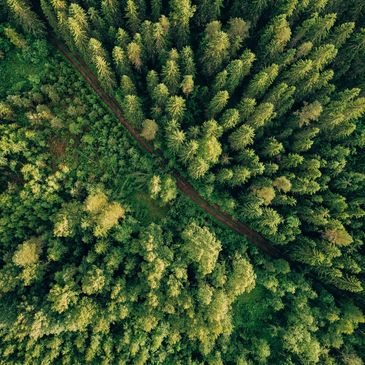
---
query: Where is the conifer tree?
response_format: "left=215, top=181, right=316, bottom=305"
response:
left=141, top=119, right=158, bottom=141
left=328, top=22, right=355, bottom=48
left=227, top=18, right=250, bottom=57
left=116, top=27, right=130, bottom=48
left=120, top=75, right=136, bottom=96
left=127, top=40, right=143, bottom=71
left=245, top=64, right=279, bottom=99
left=166, top=120, right=186, bottom=154
left=291, top=13, right=337, bottom=46
left=151, top=0, right=162, bottom=21
left=162, top=56, right=181, bottom=94
left=200, top=21, right=230, bottom=76
left=169, top=0, right=196, bottom=47
left=146, top=70, right=159, bottom=95
left=248, top=102, right=275, bottom=129
left=188, top=157, right=209, bottom=179
left=259, top=15, right=291, bottom=62
left=125, top=0, right=141, bottom=34
left=229, top=125, right=255, bottom=150
left=94, top=55, right=116, bottom=90
left=181, top=75, right=194, bottom=95
left=208, top=91, right=229, bottom=118
left=224, top=50, right=255, bottom=94
left=264, top=82, right=296, bottom=117
left=6, top=0, right=45, bottom=36
left=220, top=108, right=240, bottom=129
left=153, top=15, right=171, bottom=62
left=121, top=95, right=145, bottom=128
left=101, top=0, right=121, bottom=26
left=166, top=96, right=186, bottom=121
left=180, top=46, right=196, bottom=76
left=112, top=46, right=132, bottom=76
left=152, top=83, right=169, bottom=106
left=238, top=97, right=257, bottom=121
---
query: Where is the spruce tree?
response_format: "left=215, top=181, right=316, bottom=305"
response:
left=6, top=0, right=45, bottom=36
left=200, top=21, right=230, bottom=76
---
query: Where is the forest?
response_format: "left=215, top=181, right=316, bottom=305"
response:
left=0, top=0, right=365, bottom=364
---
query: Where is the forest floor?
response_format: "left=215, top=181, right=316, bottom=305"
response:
left=52, top=38, right=282, bottom=259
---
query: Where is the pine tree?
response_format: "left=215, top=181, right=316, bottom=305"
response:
left=284, top=59, right=313, bottom=83
left=208, top=91, right=229, bottom=118
left=101, top=0, right=121, bottom=26
left=295, top=41, right=314, bottom=59
left=89, top=38, right=116, bottom=90
left=328, top=22, right=355, bottom=48
left=188, top=157, right=209, bottom=179
left=220, top=108, right=240, bottom=129
left=166, top=96, right=186, bottom=121
left=264, top=82, right=296, bottom=117
left=162, top=56, right=181, bottom=94
left=169, top=0, right=196, bottom=47
left=112, top=46, right=132, bottom=76
left=3, top=26, right=27, bottom=48
left=245, top=64, right=279, bottom=99
left=291, top=127, right=320, bottom=152
left=154, top=15, right=171, bottom=63
left=179, top=139, right=199, bottom=163
left=121, top=95, right=145, bottom=128
left=152, top=83, right=169, bottom=106
left=213, top=70, right=228, bottom=93
left=293, top=101, right=323, bottom=127
left=291, top=13, right=337, bottom=46
left=181, top=75, right=194, bottom=95
left=6, top=0, right=45, bottom=36
left=224, top=50, right=255, bottom=94
left=166, top=120, right=186, bottom=154
left=116, top=27, right=130, bottom=48
left=259, top=15, right=291, bottom=62
left=88, top=7, right=107, bottom=40
left=140, top=20, right=155, bottom=60
left=310, top=44, right=338, bottom=71
left=200, top=21, right=230, bottom=76
left=196, top=0, right=224, bottom=24
left=151, top=0, right=162, bottom=21
left=227, top=18, right=250, bottom=57
left=229, top=125, right=255, bottom=150
left=238, top=97, right=256, bottom=121
left=127, top=41, right=143, bottom=71
left=180, top=46, right=196, bottom=76
left=230, top=166, right=251, bottom=186
left=125, top=0, right=141, bottom=34
left=120, top=75, right=136, bottom=96
left=141, top=119, right=158, bottom=141
left=68, top=17, right=87, bottom=52
left=262, top=137, right=284, bottom=157
left=146, top=70, right=159, bottom=96
left=248, top=102, right=275, bottom=129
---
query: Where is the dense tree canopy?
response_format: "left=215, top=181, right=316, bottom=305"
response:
left=0, top=1, right=365, bottom=364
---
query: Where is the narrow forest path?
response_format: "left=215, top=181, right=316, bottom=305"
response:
left=52, top=39, right=365, bottom=308
left=52, top=39, right=281, bottom=259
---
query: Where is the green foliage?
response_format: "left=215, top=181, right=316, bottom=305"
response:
left=2, top=2, right=365, bottom=364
